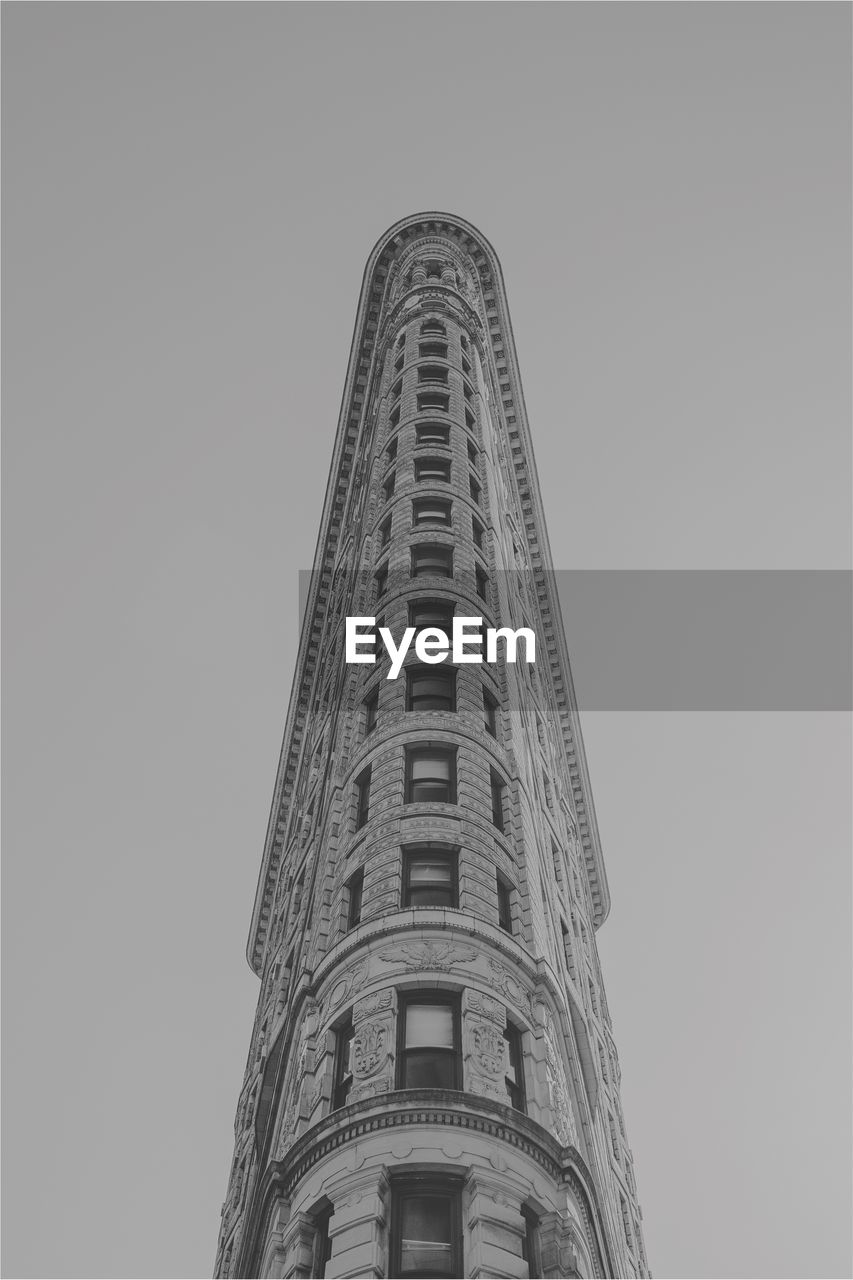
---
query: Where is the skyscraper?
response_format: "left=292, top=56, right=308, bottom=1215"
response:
left=214, top=213, right=648, bottom=1279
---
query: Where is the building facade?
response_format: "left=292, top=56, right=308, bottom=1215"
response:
left=214, top=213, right=649, bottom=1280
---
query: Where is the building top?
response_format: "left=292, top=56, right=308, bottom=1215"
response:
left=246, top=212, right=611, bottom=975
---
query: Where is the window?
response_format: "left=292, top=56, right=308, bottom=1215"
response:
left=409, top=599, right=454, bottom=632
left=355, top=766, right=371, bottom=829
left=490, top=771, right=506, bottom=832
left=463, top=381, right=474, bottom=403
left=415, top=457, right=451, bottom=484
left=312, top=1206, right=333, bottom=1279
left=383, top=471, right=396, bottom=501
left=470, top=475, right=482, bottom=505
left=379, top=515, right=392, bottom=547
left=419, top=341, right=448, bottom=360
left=394, top=351, right=404, bottom=374
left=460, top=333, right=469, bottom=352
left=417, top=391, right=449, bottom=413
left=416, top=422, right=450, bottom=447
left=407, top=666, right=456, bottom=712
left=475, top=566, right=489, bottom=601
left=391, top=377, right=403, bottom=401
left=405, top=746, right=456, bottom=804
left=347, top=868, right=364, bottom=928
left=496, top=872, right=512, bottom=931
left=421, top=319, right=446, bottom=336
left=333, top=1018, right=354, bottom=1108
left=521, top=1207, right=541, bottom=1279
left=397, top=331, right=407, bottom=348
left=461, top=353, right=471, bottom=377
left=504, top=1024, right=525, bottom=1111
left=386, top=437, right=398, bottom=463
left=465, top=407, right=476, bottom=430
left=413, top=497, right=452, bottom=527
left=467, top=440, right=478, bottom=468
left=483, top=688, right=499, bottom=737
left=364, top=687, right=379, bottom=734
left=403, top=847, right=457, bottom=908
left=391, top=1177, right=462, bottom=1279
left=390, top=404, right=401, bottom=429
left=411, top=545, right=453, bottom=578
left=472, top=517, right=485, bottom=552
left=418, top=365, right=448, bottom=385
left=374, top=565, right=388, bottom=599
left=398, top=994, right=461, bottom=1090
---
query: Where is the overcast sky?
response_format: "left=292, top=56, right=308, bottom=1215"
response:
left=3, top=5, right=851, bottom=1278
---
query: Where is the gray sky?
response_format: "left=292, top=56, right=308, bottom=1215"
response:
left=3, top=4, right=850, bottom=1278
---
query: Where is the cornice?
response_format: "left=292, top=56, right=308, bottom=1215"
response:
left=247, top=213, right=610, bottom=975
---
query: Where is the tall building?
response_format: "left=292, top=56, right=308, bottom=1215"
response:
left=214, top=213, right=649, bottom=1280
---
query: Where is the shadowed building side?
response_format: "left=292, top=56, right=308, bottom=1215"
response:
left=214, top=213, right=649, bottom=1280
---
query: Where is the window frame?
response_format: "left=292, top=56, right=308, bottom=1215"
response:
left=412, top=496, right=452, bottom=528
left=405, top=745, right=457, bottom=805
left=497, top=871, right=513, bottom=932
left=504, top=1023, right=526, bottom=1112
left=409, top=599, right=454, bottom=633
left=332, top=1017, right=354, bottom=1110
left=411, top=545, right=454, bottom=579
left=396, top=991, right=462, bottom=1092
left=483, top=687, right=499, bottom=737
left=414, top=457, right=452, bottom=485
left=390, top=1175, right=463, bottom=1280
left=364, top=687, right=379, bottom=735
left=347, top=867, right=364, bottom=929
left=406, top=665, right=456, bottom=713
left=415, top=421, right=451, bottom=448
left=355, top=766, right=371, bottom=830
left=402, top=845, right=459, bottom=909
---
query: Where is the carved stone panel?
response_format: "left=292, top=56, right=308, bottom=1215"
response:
left=462, top=989, right=510, bottom=1104
left=542, top=1008, right=578, bottom=1148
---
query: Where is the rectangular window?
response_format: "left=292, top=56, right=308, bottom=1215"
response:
left=483, top=688, right=499, bottom=737
left=461, top=353, right=472, bottom=377
left=391, top=377, right=403, bottom=401
left=463, top=381, right=474, bottom=403
left=406, top=666, right=456, bottom=712
left=470, top=475, right=482, bottom=505
left=475, top=566, right=489, bottom=601
left=417, top=391, right=450, bottom=413
left=417, top=365, right=449, bottom=384
left=403, top=847, right=458, bottom=908
left=411, top=545, right=453, bottom=578
left=521, top=1207, right=541, bottom=1279
left=472, top=516, right=485, bottom=550
left=467, top=440, right=478, bottom=468
left=333, top=1019, right=354, bottom=1109
left=398, top=994, right=461, bottom=1090
left=364, top=687, right=379, bottom=735
left=405, top=746, right=456, bottom=804
left=389, top=404, right=401, bottom=429
left=386, top=437, right=398, bottom=463
left=312, top=1206, right=333, bottom=1279
left=379, top=515, right=392, bottom=547
left=355, top=766, right=371, bottom=830
left=409, top=599, right=454, bottom=632
left=465, top=407, right=476, bottom=431
left=419, top=341, right=448, bottom=360
left=421, top=318, right=446, bottom=337
left=347, top=868, right=364, bottom=929
left=416, top=422, right=450, bottom=447
left=491, top=770, right=506, bottom=833
left=413, top=497, right=452, bottom=527
left=415, top=457, right=451, bottom=484
left=504, top=1023, right=525, bottom=1111
left=497, top=872, right=513, bottom=932
left=391, top=1178, right=462, bottom=1279
left=374, top=564, right=388, bottom=599
left=561, top=920, right=576, bottom=978
left=383, top=472, right=396, bottom=501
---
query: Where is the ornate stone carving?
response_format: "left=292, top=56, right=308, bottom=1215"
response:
left=378, top=940, right=477, bottom=973
left=543, top=1009, right=578, bottom=1148
left=486, top=958, right=533, bottom=1012
left=467, top=989, right=504, bottom=1024
left=351, top=1018, right=391, bottom=1080
left=322, top=958, right=369, bottom=1017
left=353, top=989, right=393, bottom=1024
